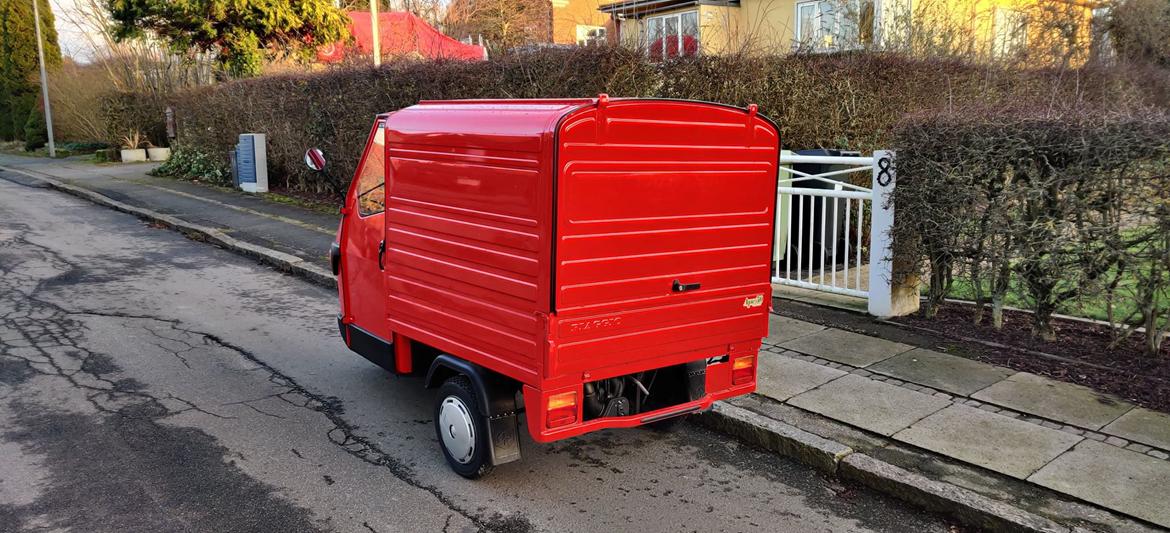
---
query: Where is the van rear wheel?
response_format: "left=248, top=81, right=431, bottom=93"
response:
left=434, top=376, right=493, bottom=479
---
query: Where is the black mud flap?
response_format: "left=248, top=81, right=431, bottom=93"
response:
left=484, top=373, right=522, bottom=466
left=487, top=414, right=521, bottom=466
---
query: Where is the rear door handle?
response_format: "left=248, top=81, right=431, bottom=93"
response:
left=330, top=242, right=341, bottom=276
left=672, top=279, right=700, bottom=292
left=377, top=240, right=386, bottom=270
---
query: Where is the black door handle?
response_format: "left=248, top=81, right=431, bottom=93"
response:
left=377, top=240, right=386, bottom=270
left=330, top=242, right=341, bottom=276
left=672, top=279, right=700, bottom=292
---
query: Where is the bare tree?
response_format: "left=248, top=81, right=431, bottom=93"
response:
left=1108, top=0, right=1170, bottom=66
left=48, top=0, right=214, bottom=144
left=444, top=0, right=551, bottom=53
left=52, top=0, right=214, bottom=95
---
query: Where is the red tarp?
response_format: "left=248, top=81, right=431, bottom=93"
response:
left=317, top=11, right=485, bottom=62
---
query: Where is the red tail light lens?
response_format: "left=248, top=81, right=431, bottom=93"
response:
left=732, top=355, right=755, bottom=385
left=546, top=391, right=578, bottom=428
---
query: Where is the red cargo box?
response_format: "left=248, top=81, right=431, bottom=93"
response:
left=332, top=96, right=779, bottom=477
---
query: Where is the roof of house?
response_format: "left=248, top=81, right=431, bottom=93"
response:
left=317, top=11, right=486, bottom=62
left=599, top=0, right=739, bottom=17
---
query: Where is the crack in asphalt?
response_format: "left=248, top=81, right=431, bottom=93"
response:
left=0, top=222, right=515, bottom=533
left=192, top=330, right=509, bottom=532
left=0, top=222, right=333, bottom=532
left=238, top=402, right=288, bottom=420
left=135, top=324, right=201, bottom=370
left=0, top=226, right=228, bottom=422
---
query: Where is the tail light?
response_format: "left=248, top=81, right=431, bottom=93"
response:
left=546, top=391, right=578, bottom=428
left=732, top=355, right=755, bottom=385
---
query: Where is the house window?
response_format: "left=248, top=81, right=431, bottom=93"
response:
left=1089, top=6, right=1114, bottom=61
left=577, top=25, right=607, bottom=46
left=795, top=1, right=875, bottom=50
left=992, top=8, right=1028, bottom=58
left=796, top=1, right=832, bottom=48
left=646, top=11, right=699, bottom=58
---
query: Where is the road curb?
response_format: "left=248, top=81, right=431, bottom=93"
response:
left=2, top=166, right=337, bottom=291
left=697, top=402, right=1074, bottom=533
left=838, top=454, right=1070, bottom=533
left=696, top=402, right=852, bottom=475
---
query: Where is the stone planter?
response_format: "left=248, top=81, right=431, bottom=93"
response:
left=147, top=147, right=172, bottom=161
left=120, top=148, right=148, bottom=163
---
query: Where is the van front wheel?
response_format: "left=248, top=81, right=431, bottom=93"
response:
left=434, top=376, right=493, bottom=479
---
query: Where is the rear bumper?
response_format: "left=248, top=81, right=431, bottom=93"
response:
left=523, top=375, right=756, bottom=443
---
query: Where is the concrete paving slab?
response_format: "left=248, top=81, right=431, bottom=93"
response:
left=756, top=354, right=847, bottom=402
left=868, top=348, right=1015, bottom=396
left=788, top=374, right=950, bottom=436
left=893, top=404, right=1082, bottom=479
left=765, top=314, right=825, bottom=345
left=775, top=284, right=869, bottom=313
left=1029, top=440, right=1170, bottom=528
left=1102, top=407, right=1170, bottom=451
left=780, top=328, right=913, bottom=368
left=972, top=372, right=1134, bottom=430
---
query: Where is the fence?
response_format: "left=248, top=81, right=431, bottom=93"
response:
left=773, top=150, right=898, bottom=316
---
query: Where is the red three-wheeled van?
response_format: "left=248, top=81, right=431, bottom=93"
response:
left=325, top=96, right=779, bottom=478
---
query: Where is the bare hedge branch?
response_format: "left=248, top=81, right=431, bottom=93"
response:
left=892, top=110, right=1170, bottom=352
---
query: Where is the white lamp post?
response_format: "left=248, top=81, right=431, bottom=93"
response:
left=370, top=0, right=381, bottom=66
left=31, top=0, right=55, bottom=157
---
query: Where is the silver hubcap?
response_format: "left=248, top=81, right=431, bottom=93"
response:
left=438, top=396, right=475, bottom=464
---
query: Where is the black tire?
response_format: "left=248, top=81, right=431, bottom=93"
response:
left=645, top=413, right=688, bottom=432
left=434, top=375, right=493, bottom=479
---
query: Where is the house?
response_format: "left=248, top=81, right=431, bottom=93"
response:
left=443, top=0, right=615, bottom=49
left=553, top=0, right=617, bottom=45
left=317, top=11, right=486, bottom=62
left=599, top=0, right=1102, bottom=64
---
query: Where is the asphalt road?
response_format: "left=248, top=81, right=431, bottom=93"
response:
left=0, top=175, right=950, bottom=533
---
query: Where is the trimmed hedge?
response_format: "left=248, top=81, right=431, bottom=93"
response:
left=101, top=91, right=169, bottom=148
left=891, top=110, right=1170, bottom=352
left=121, top=47, right=1170, bottom=195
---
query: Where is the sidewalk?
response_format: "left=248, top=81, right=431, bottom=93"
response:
left=0, top=154, right=338, bottom=270
left=754, top=313, right=1170, bottom=530
left=4, top=155, right=1168, bottom=532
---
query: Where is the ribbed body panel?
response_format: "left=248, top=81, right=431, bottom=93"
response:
left=549, top=101, right=779, bottom=380
left=383, top=101, right=589, bottom=381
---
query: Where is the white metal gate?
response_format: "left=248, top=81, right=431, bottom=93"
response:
left=773, top=150, right=897, bottom=316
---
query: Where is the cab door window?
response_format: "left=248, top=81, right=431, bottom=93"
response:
left=356, top=127, right=386, bottom=216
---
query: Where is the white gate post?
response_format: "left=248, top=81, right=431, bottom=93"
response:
left=774, top=150, right=793, bottom=265
left=867, top=150, right=896, bottom=317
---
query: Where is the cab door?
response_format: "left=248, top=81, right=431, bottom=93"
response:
left=338, top=119, right=390, bottom=346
